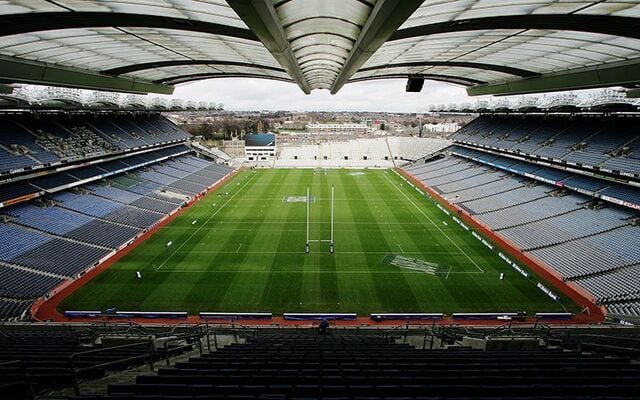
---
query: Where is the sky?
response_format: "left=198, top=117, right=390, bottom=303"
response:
left=170, top=78, right=483, bottom=112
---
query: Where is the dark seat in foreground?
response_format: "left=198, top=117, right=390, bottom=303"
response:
left=70, top=334, right=640, bottom=399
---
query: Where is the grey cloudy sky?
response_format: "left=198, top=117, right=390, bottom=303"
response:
left=171, top=78, right=482, bottom=112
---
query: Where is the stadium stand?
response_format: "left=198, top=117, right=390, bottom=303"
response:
left=274, top=137, right=450, bottom=168
left=0, top=112, right=234, bottom=321
left=71, top=334, right=640, bottom=400
left=452, top=115, right=640, bottom=177
left=404, top=114, right=640, bottom=318
left=0, top=266, right=64, bottom=299
left=0, top=114, right=189, bottom=175
left=0, top=327, right=194, bottom=397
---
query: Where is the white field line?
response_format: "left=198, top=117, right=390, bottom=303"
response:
left=445, top=266, right=452, bottom=280
left=171, top=250, right=464, bottom=255
left=186, top=228, right=459, bottom=232
left=236, top=243, right=243, bottom=253
left=154, top=173, right=256, bottom=271
left=397, top=244, right=405, bottom=254
left=239, top=197, right=408, bottom=202
left=156, top=269, right=484, bottom=274
left=385, top=171, right=484, bottom=273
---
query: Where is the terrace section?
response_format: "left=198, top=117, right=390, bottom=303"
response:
left=0, top=113, right=189, bottom=178
left=450, top=115, right=640, bottom=180
left=0, top=149, right=235, bottom=321
left=403, top=141, right=640, bottom=318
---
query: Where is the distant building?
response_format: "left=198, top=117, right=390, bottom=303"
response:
left=362, top=119, right=387, bottom=129
left=282, top=120, right=307, bottom=130
left=244, top=133, right=276, bottom=161
left=422, top=122, right=459, bottom=134
left=306, top=123, right=368, bottom=135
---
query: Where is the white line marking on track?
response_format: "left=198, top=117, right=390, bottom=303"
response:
left=154, top=172, right=257, bottom=272
left=385, top=171, right=484, bottom=273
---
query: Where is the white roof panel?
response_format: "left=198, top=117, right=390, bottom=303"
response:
left=0, top=0, right=637, bottom=94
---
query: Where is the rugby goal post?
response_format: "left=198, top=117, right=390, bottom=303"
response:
left=305, top=185, right=334, bottom=254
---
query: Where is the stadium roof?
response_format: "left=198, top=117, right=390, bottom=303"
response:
left=0, top=1, right=638, bottom=96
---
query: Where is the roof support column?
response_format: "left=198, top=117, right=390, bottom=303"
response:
left=227, top=0, right=311, bottom=94
left=330, top=0, right=423, bottom=94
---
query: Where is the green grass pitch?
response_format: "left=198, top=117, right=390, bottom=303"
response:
left=60, top=168, right=577, bottom=315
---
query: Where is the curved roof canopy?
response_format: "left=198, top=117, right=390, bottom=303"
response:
left=0, top=0, right=638, bottom=96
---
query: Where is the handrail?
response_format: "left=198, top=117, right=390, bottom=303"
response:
left=382, top=322, right=409, bottom=341
left=0, top=360, right=23, bottom=367
left=69, top=340, right=155, bottom=396
left=229, top=321, right=258, bottom=341
left=162, top=333, right=203, bottom=366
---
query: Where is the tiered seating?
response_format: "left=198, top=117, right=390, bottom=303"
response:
left=499, top=207, right=631, bottom=250
left=0, top=223, right=51, bottom=261
left=436, top=168, right=505, bottom=194
left=274, top=137, right=450, bottom=168
left=451, top=115, right=640, bottom=177
left=3, top=203, right=94, bottom=235
left=0, top=299, right=32, bottom=320
left=530, top=226, right=640, bottom=279
left=444, top=176, right=524, bottom=204
left=26, top=115, right=118, bottom=161
left=461, top=184, right=550, bottom=215
left=387, top=136, right=452, bottom=162
left=608, top=301, right=640, bottom=317
left=0, top=152, right=233, bottom=319
left=0, top=181, right=39, bottom=203
left=476, top=193, right=586, bottom=230
left=600, top=185, right=640, bottom=205
left=102, top=206, right=163, bottom=229
left=138, top=170, right=177, bottom=186
left=65, top=220, right=140, bottom=249
left=88, top=184, right=144, bottom=204
left=53, top=192, right=124, bottom=217
left=549, top=331, right=640, bottom=357
left=112, top=175, right=164, bottom=196
left=0, top=118, right=51, bottom=171
left=166, top=179, right=206, bottom=196
left=404, top=148, right=640, bottom=316
left=0, top=266, right=64, bottom=299
left=0, top=329, right=187, bottom=393
left=129, top=196, right=178, bottom=214
left=29, top=172, right=78, bottom=189
left=426, top=164, right=485, bottom=188
left=11, top=237, right=109, bottom=277
left=448, top=144, right=640, bottom=208
left=81, top=334, right=640, bottom=400
left=0, top=222, right=108, bottom=277
left=574, top=264, right=640, bottom=304
left=86, top=116, right=147, bottom=149
left=0, top=113, right=191, bottom=175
